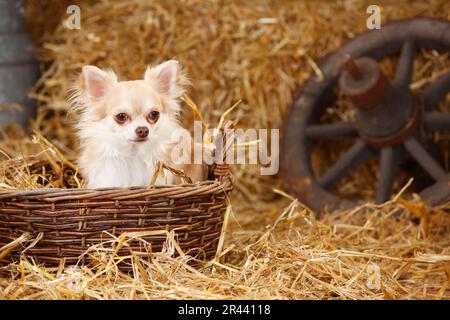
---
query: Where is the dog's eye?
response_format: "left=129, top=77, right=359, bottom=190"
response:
left=147, top=110, right=160, bottom=123
left=114, top=113, right=129, bottom=124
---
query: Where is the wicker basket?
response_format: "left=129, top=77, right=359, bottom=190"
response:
left=0, top=162, right=232, bottom=266
left=0, top=126, right=234, bottom=266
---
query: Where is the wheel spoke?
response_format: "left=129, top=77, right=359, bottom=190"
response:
left=424, top=112, right=450, bottom=131
left=394, top=40, right=415, bottom=87
left=403, top=137, right=447, bottom=181
left=318, top=139, right=372, bottom=188
left=420, top=72, right=450, bottom=111
left=306, top=122, right=357, bottom=140
left=376, top=147, right=396, bottom=204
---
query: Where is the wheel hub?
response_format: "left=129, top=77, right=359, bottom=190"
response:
left=339, top=55, right=421, bottom=147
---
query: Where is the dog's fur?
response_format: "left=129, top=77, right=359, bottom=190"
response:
left=70, top=60, right=206, bottom=188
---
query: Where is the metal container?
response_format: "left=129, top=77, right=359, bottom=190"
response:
left=0, top=0, right=39, bottom=128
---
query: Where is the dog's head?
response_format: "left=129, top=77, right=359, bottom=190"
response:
left=72, top=60, right=188, bottom=149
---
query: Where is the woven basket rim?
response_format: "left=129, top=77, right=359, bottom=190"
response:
left=0, top=172, right=232, bottom=201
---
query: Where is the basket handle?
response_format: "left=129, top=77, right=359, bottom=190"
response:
left=213, top=121, right=234, bottom=182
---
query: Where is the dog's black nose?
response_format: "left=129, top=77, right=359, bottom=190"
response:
left=135, top=126, right=149, bottom=138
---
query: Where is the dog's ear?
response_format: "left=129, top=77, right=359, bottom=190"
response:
left=81, top=66, right=117, bottom=100
left=144, top=60, right=188, bottom=98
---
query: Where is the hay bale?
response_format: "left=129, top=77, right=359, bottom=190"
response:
left=22, top=0, right=450, bottom=199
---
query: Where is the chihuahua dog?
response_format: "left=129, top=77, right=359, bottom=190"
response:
left=70, top=60, right=206, bottom=188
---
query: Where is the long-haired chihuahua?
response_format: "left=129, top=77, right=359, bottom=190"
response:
left=70, top=60, right=206, bottom=188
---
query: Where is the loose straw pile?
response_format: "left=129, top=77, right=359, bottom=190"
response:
left=1, top=194, right=450, bottom=299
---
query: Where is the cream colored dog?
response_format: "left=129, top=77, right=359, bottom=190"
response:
left=70, top=60, right=206, bottom=188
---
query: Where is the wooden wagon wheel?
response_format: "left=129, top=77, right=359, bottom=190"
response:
left=283, top=18, right=450, bottom=213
